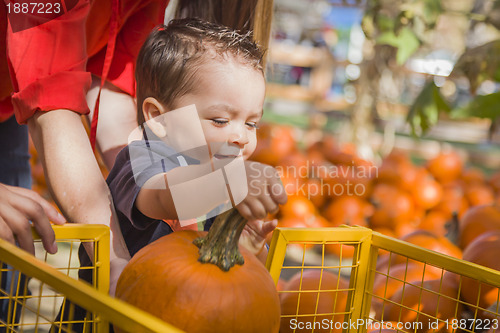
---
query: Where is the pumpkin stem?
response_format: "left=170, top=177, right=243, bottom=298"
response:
left=193, top=208, right=246, bottom=271
left=445, top=212, right=460, bottom=245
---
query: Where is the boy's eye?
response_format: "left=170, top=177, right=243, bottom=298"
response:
left=211, top=119, right=228, bottom=126
left=246, top=122, right=259, bottom=129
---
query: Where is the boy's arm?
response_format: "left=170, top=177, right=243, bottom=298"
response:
left=135, top=162, right=214, bottom=220
left=136, top=160, right=287, bottom=224
left=136, top=160, right=285, bottom=266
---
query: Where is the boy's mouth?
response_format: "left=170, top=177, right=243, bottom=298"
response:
left=213, top=153, right=240, bottom=159
left=211, top=143, right=242, bottom=160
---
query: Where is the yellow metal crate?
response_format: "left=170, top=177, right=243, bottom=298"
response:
left=266, top=226, right=500, bottom=333
left=0, top=224, right=181, bottom=333
left=2, top=224, right=500, bottom=333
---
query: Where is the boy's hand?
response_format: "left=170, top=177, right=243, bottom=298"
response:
left=239, top=218, right=277, bottom=263
left=236, top=161, right=287, bottom=221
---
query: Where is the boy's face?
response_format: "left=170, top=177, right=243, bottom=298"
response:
left=171, top=57, right=265, bottom=161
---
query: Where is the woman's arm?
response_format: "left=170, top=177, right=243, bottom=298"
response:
left=28, top=110, right=131, bottom=263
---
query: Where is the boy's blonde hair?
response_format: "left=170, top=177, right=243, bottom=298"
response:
left=135, top=18, right=265, bottom=125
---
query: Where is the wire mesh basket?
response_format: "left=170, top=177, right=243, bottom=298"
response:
left=2, top=224, right=500, bottom=332
left=266, top=226, right=500, bottom=333
left=0, top=224, right=181, bottom=333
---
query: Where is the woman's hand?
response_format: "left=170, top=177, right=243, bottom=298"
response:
left=0, top=183, right=66, bottom=255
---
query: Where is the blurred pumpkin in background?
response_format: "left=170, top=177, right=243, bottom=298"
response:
left=459, top=204, right=500, bottom=249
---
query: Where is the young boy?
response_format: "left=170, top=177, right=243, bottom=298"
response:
left=104, top=17, right=287, bottom=271
left=55, top=18, right=285, bottom=330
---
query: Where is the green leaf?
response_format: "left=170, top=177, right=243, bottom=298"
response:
left=361, top=15, right=375, bottom=38
left=395, top=27, right=420, bottom=65
left=376, top=27, right=420, bottom=65
left=376, top=14, right=395, bottom=32
left=494, top=64, right=500, bottom=82
left=433, top=84, right=451, bottom=114
left=422, top=0, right=443, bottom=26
left=407, top=81, right=451, bottom=136
left=452, top=93, right=500, bottom=119
left=376, top=31, right=400, bottom=47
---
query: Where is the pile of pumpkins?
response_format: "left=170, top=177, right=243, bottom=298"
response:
left=252, top=123, right=500, bottom=333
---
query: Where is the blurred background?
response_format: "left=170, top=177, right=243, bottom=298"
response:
left=249, top=0, right=500, bottom=242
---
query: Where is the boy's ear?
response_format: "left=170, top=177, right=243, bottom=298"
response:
left=143, top=97, right=169, bottom=137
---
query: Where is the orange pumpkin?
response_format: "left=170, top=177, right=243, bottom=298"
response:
left=366, top=328, right=400, bottom=333
left=370, top=184, right=415, bottom=229
left=304, top=178, right=327, bottom=208
left=280, top=269, right=349, bottom=333
left=458, top=204, right=500, bottom=249
left=393, top=220, right=422, bottom=238
left=325, top=243, right=356, bottom=259
left=434, top=182, right=468, bottom=219
left=115, top=210, right=280, bottom=333
left=377, top=158, right=417, bottom=187
left=372, top=263, right=439, bottom=301
left=280, top=175, right=306, bottom=197
left=377, top=231, right=462, bottom=276
left=280, top=195, right=317, bottom=220
left=411, top=176, right=443, bottom=210
left=328, top=142, right=357, bottom=166
left=382, top=278, right=461, bottom=333
left=465, top=183, right=495, bottom=207
left=489, top=171, right=500, bottom=193
left=384, top=150, right=411, bottom=164
left=305, top=143, right=327, bottom=167
left=322, top=196, right=371, bottom=228
left=401, top=231, right=462, bottom=260
left=319, top=135, right=339, bottom=164
left=251, top=124, right=296, bottom=166
left=372, top=228, right=397, bottom=238
left=276, top=278, right=286, bottom=292
left=279, top=151, right=309, bottom=171
left=461, top=230, right=500, bottom=319
left=322, top=164, right=374, bottom=199
left=278, top=215, right=325, bottom=229
left=417, top=210, right=450, bottom=238
left=426, top=151, right=463, bottom=184
left=461, top=167, right=485, bottom=185
left=366, top=322, right=403, bottom=333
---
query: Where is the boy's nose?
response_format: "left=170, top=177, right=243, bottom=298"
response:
left=229, top=129, right=249, bottom=147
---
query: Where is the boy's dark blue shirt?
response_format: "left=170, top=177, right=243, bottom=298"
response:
left=79, top=132, right=215, bottom=282
left=106, top=138, right=215, bottom=256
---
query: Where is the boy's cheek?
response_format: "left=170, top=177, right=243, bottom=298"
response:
left=244, top=142, right=258, bottom=159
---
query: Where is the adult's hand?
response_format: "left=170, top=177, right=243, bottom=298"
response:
left=0, top=183, right=66, bottom=255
